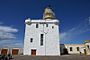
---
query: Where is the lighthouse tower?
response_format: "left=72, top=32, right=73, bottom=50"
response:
left=23, top=7, right=60, bottom=56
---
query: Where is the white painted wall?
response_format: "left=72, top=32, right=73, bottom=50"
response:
left=60, top=44, right=85, bottom=54
left=85, top=43, right=90, bottom=55
left=23, top=19, right=60, bottom=56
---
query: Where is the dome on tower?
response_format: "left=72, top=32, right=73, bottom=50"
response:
left=43, top=6, right=55, bottom=20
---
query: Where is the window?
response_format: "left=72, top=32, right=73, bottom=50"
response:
left=36, top=24, right=38, bottom=28
left=70, top=47, right=72, bottom=51
left=30, top=38, right=33, bottom=42
left=52, top=26, right=54, bottom=29
left=46, top=24, right=48, bottom=27
left=40, top=34, right=44, bottom=46
left=77, top=47, right=79, bottom=51
left=87, top=45, right=89, bottom=49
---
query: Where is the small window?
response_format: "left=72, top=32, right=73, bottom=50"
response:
left=30, top=38, right=33, bottom=42
left=87, top=45, right=89, bottom=49
left=77, top=47, right=79, bottom=51
left=40, top=34, right=44, bottom=46
left=36, top=24, right=38, bottom=28
left=70, top=47, right=72, bottom=51
left=52, top=26, right=54, bottom=29
left=46, top=24, right=48, bottom=27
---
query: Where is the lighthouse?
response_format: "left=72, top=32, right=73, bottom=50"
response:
left=23, top=7, right=60, bottom=56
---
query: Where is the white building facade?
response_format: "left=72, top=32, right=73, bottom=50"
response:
left=23, top=7, right=60, bottom=56
left=60, top=44, right=85, bottom=55
left=85, top=40, right=90, bottom=55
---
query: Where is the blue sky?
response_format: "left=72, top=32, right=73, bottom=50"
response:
left=0, top=0, right=90, bottom=48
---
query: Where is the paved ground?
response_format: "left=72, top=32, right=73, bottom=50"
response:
left=13, top=55, right=90, bottom=60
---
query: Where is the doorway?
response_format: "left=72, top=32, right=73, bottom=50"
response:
left=84, top=49, right=86, bottom=55
left=1, top=49, right=8, bottom=55
left=12, top=49, right=19, bottom=55
left=31, top=49, right=36, bottom=55
left=63, top=48, right=68, bottom=54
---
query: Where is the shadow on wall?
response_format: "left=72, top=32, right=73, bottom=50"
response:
left=60, top=44, right=68, bottom=55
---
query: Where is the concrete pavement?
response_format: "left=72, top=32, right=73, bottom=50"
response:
left=13, top=55, right=90, bottom=60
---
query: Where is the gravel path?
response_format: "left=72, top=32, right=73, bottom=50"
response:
left=13, top=55, right=90, bottom=60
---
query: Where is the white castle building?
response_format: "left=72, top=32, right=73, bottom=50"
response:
left=23, top=7, right=60, bottom=56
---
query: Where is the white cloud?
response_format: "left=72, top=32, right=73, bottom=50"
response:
left=0, top=25, right=18, bottom=40
left=0, top=26, right=18, bottom=32
left=60, top=28, right=76, bottom=43
left=0, top=22, right=20, bottom=48
left=0, top=32, right=16, bottom=40
left=89, top=17, right=90, bottom=25
left=60, top=18, right=90, bottom=43
left=0, top=40, right=23, bottom=48
left=0, top=22, right=3, bottom=25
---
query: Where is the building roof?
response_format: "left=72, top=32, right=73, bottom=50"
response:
left=60, top=44, right=84, bottom=46
left=85, top=40, right=90, bottom=43
left=25, top=18, right=59, bottom=24
left=43, top=6, right=55, bottom=20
